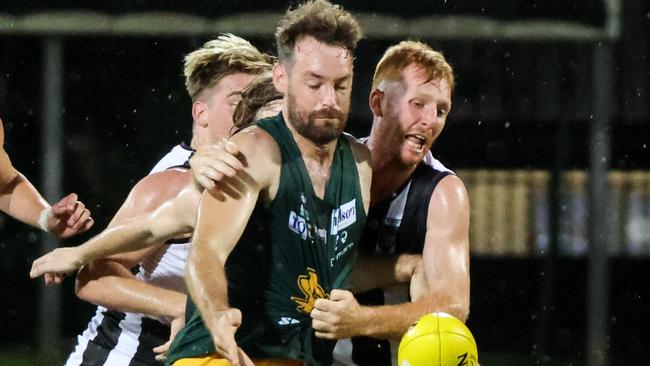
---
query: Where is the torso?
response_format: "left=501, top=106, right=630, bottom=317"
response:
left=167, top=114, right=368, bottom=366
left=335, top=151, right=454, bottom=366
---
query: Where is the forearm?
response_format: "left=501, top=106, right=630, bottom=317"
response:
left=0, top=172, right=49, bottom=228
left=185, top=247, right=230, bottom=333
left=77, top=212, right=189, bottom=265
left=76, top=260, right=186, bottom=319
left=356, top=289, right=469, bottom=339
left=350, top=254, right=419, bottom=294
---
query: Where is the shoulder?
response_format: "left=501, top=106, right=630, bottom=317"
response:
left=344, top=133, right=369, bottom=160
left=428, top=174, right=469, bottom=219
left=227, top=125, right=281, bottom=189
left=126, top=168, right=193, bottom=209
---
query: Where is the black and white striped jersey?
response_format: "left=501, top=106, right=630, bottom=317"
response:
left=66, top=143, right=193, bottom=366
left=333, top=151, right=454, bottom=366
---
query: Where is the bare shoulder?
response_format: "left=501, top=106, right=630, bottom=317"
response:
left=125, top=168, right=193, bottom=211
left=228, top=125, right=281, bottom=184
left=343, top=133, right=372, bottom=212
left=343, top=133, right=371, bottom=165
left=428, top=174, right=469, bottom=217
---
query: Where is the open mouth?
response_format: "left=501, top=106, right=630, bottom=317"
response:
left=405, top=135, right=426, bottom=152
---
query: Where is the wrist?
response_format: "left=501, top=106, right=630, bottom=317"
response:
left=356, top=305, right=376, bottom=337
left=38, top=207, right=53, bottom=233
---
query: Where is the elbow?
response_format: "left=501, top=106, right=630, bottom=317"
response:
left=74, top=264, right=96, bottom=301
left=74, top=260, right=117, bottom=302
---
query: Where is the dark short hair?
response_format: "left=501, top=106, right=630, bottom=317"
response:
left=275, top=0, right=362, bottom=63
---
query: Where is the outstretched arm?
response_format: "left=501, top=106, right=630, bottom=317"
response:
left=30, top=174, right=200, bottom=280
left=312, top=175, right=470, bottom=339
left=0, top=118, right=93, bottom=237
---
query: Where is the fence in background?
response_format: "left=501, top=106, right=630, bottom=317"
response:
left=461, top=169, right=650, bottom=257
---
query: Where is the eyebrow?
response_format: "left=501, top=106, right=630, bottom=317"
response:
left=306, top=72, right=351, bottom=83
left=227, top=91, right=243, bottom=98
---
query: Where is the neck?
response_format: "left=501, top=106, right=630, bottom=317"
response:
left=283, top=111, right=338, bottom=199
left=190, top=121, right=211, bottom=150
left=368, top=130, right=417, bottom=205
left=283, top=111, right=337, bottom=164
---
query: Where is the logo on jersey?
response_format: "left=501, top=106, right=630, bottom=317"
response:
left=288, top=211, right=327, bottom=242
left=291, top=267, right=328, bottom=314
left=330, top=199, right=357, bottom=235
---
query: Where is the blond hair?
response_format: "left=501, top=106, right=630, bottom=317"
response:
left=275, top=0, right=362, bottom=63
left=184, top=33, right=274, bottom=101
left=372, top=41, right=455, bottom=93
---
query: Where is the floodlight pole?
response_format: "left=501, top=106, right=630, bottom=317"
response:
left=37, top=37, right=64, bottom=355
left=585, top=40, right=613, bottom=366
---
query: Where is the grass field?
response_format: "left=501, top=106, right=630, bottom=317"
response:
left=0, top=349, right=583, bottom=366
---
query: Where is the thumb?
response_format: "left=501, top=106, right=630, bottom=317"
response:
left=226, top=308, right=242, bottom=327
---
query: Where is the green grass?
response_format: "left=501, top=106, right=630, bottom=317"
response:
left=0, top=347, right=67, bottom=366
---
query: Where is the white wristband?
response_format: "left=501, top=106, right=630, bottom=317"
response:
left=38, top=207, right=53, bottom=233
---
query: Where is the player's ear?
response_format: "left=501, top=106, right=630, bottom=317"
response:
left=273, top=63, right=288, bottom=94
left=369, top=89, right=384, bottom=118
left=192, top=100, right=208, bottom=127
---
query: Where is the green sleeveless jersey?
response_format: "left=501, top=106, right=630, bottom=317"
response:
left=167, top=114, right=366, bottom=366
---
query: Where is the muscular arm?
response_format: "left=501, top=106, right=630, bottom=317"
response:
left=313, top=175, right=470, bottom=340
left=185, top=128, right=277, bottom=361
left=75, top=170, right=199, bottom=320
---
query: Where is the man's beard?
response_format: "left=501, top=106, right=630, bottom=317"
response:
left=287, top=92, right=348, bottom=145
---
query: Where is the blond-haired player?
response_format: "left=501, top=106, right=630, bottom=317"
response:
left=43, top=34, right=272, bottom=366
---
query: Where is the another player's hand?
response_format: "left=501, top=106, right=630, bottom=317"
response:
left=47, top=193, right=94, bottom=238
left=190, top=140, right=245, bottom=194
left=311, top=289, right=364, bottom=339
left=30, top=246, right=85, bottom=284
left=409, top=257, right=430, bottom=301
left=154, top=313, right=185, bottom=362
left=209, top=308, right=252, bottom=366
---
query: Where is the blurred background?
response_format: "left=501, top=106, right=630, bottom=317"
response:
left=0, top=0, right=648, bottom=365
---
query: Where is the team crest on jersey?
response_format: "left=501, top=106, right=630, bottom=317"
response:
left=330, top=198, right=357, bottom=235
left=290, top=267, right=328, bottom=314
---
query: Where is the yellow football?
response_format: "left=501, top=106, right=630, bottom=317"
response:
left=398, top=312, right=478, bottom=366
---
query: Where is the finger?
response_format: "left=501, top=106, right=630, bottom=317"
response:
left=153, top=341, right=170, bottom=355
left=311, top=318, right=330, bottom=333
left=30, top=259, right=45, bottom=278
left=310, top=307, right=327, bottom=321
left=238, top=348, right=254, bottom=366
left=79, top=215, right=94, bottom=231
left=224, top=140, right=241, bottom=156
left=217, top=150, right=245, bottom=171
left=66, top=202, right=86, bottom=226
left=51, top=193, right=77, bottom=214
left=70, top=208, right=90, bottom=229
left=227, top=308, right=242, bottom=327
left=313, top=298, right=333, bottom=311
left=216, top=341, right=239, bottom=366
left=314, top=330, right=336, bottom=340
left=329, top=289, right=350, bottom=301
left=44, top=273, right=54, bottom=285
